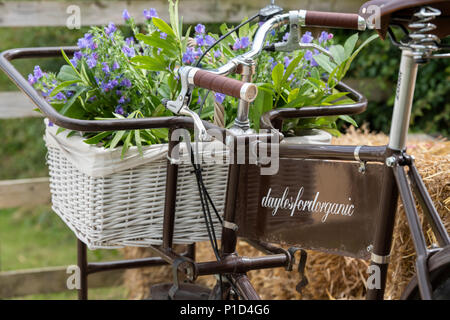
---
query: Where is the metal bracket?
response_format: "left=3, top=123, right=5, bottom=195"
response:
left=168, top=257, right=197, bottom=299
left=371, top=252, right=390, bottom=264
left=287, top=247, right=308, bottom=294
left=223, top=220, right=239, bottom=231
left=354, top=145, right=366, bottom=174
left=274, top=11, right=301, bottom=52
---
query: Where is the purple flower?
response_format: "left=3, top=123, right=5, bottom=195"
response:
left=74, top=51, right=83, bottom=60
left=33, top=66, right=44, bottom=80
left=102, top=62, right=110, bottom=74
left=205, top=35, right=215, bottom=46
left=233, top=37, right=250, bottom=50
left=28, top=74, right=36, bottom=85
left=304, top=50, right=313, bottom=62
left=195, top=24, right=205, bottom=34
left=232, top=39, right=241, bottom=51
left=122, top=45, right=135, bottom=58
left=105, top=22, right=117, bottom=36
left=77, top=33, right=94, bottom=49
left=160, top=32, right=167, bottom=40
left=319, top=31, right=329, bottom=44
left=54, top=92, right=66, bottom=101
left=143, top=8, right=158, bottom=20
left=66, top=91, right=74, bottom=97
left=115, top=105, right=124, bottom=115
left=195, top=35, right=204, bottom=46
left=48, top=121, right=54, bottom=127
left=182, top=47, right=196, bottom=64
left=240, top=37, right=250, bottom=49
left=70, top=58, right=78, bottom=68
left=88, top=95, right=97, bottom=102
left=215, top=93, right=225, bottom=104
left=301, top=31, right=313, bottom=44
left=268, top=58, right=277, bottom=70
left=125, top=37, right=134, bottom=46
left=214, top=50, right=222, bottom=59
left=87, top=55, right=97, bottom=69
left=120, top=78, right=132, bottom=88
left=122, top=9, right=131, bottom=21
left=282, top=32, right=290, bottom=42
left=112, top=61, right=120, bottom=70
left=284, top=56, right=293, bottom=68
left=118, top=96, right=127, bottom=104
left=328, top=33, right=334, bottom=40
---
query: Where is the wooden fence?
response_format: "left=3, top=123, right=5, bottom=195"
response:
left=0, top=0, right=376, bottom=299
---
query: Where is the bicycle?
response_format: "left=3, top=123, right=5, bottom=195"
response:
left=0, top=0, right=449, bottom=300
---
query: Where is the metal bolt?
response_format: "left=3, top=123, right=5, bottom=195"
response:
left=367, top=245, right=373, bottom=252
left=385, top=156, right=396, bottom=167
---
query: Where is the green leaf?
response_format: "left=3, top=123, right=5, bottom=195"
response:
left=322, top=92, right=349, bottom=104
left=282, top=53, right=304, bottom=84
left=271, top=63, right=284, bottom=91
left=329, top=45, right=346, bottom=65
left=338, top=115, right=358, bottom=127
left=152, top=17, right=177, bottom=39
left=84, top=131, right=111, bottom=145
left=57, top=65, right=81, bottom=82
left=59, top=87, right=87, bottom=117
left=343, top=33, right=379, bottom=75
left=110, top=130, right=125, bottom=149
left=121, top=132, right=132, bottom=159
left=135, top=33, right=178, bottom=56
left=61, top=49, right=82, bottom=79
left=135, top=130, right=143, bottom=156
left=344, top=33, right=359, bottom=58
left=49, top=80, right=80, bottom=98
left=131, top=56, right=169, bottom=72
left=56, top=127, right=66, bottom=135
left=313, top=54, right=336, bottom=73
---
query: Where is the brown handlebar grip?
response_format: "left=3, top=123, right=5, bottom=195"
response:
left=192, top=69, right=258, bottom=102
left=305, top=11, right=363, bottom=30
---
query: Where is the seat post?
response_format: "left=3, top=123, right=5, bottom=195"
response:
left=388, top=49, right=418, bottom=151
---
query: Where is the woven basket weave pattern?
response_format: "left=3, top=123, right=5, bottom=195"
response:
left=46, top=144, right=228, bottom=249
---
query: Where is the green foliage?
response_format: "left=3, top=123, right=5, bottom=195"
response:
left=335, top=29, right=450, bottom=136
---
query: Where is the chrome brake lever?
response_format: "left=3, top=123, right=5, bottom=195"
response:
left=163, top=67, right=211, bottom=142
left=272, top=11, right=335, bottom=63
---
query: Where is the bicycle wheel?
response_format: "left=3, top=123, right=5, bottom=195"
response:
left=401, top=245, right=450, bottom=300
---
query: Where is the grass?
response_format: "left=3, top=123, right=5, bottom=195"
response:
left=0, top=206, right=128, bottom=300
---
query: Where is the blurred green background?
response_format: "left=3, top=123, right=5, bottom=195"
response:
left=0, top=3, right=448, bottom=300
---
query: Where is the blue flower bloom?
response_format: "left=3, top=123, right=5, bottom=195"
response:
left=33, top=66, right=44, bottom=80
left=214, top=50, right=222, bottom=59
left=215, top=93, right=225, bottom=104
left=125, top=37, right=134, bottom=46
left=102, top=62, right=110, bottom=74
left=88, top=96, right=97, bottom=102
left=282, top=32, right=290, bottom=42
left=112, top=61, right=120, bottom=70
left=70, top=58, right=78, bottom=68
left=205, top=35, right=215, bottom=46
left=48, top=121, right=54, bottom=127
left=318, top=31, right=329, bottom=44
left=74, top=51, right=83, bottom=60
left=87, top=55, right=97, bottom=69
left=122, top=45, right=135, bottom=58
left=66, top=91, right=74, bottom=97
left=304, top=50, right=313, bottom=61
left=105, top=22, right=117, bottom=36
left=240, top=37, right=250, bottom=49
left=115, top=105, right=124, bottom=115
left=182, top=47, right=196, bottom=64
left=301, top=31, right=313, bottom=44
left=160, top=32, right=167, bottom=40
left=284, top=56, right=293, bottom=68
left=120, top=78, right=132, bottom=88
left=54, top=92, right=66, bottom=101
left=118, top=96, right=127, bottom=104
left=122, top=9, right=131, bottom=21
left=195, top=35, right=204, bottom=46
left=28, top=74, right=36, bottom=85
left=195, top=24, right=205, bottom=34
left=143, top=8, right=158, bottom=20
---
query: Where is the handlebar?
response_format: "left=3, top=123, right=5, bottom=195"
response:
left=301, top=10, right=366, bottom=30
left=188, top=68, right=258, bottom=102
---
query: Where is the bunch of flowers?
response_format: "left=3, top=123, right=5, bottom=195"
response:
left=29, top=0, right=376, bottom=155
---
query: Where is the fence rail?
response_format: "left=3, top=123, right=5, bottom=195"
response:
left=0, top=0, right=366, bottom=27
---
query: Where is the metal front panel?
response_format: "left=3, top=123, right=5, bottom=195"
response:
left=235, top=159, right=386, bottom=259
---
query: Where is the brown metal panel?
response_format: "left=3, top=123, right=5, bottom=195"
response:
left=236, top=159, right=386, bottom=259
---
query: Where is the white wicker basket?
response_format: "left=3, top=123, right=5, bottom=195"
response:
left=44, top=121, right=229, bottom=249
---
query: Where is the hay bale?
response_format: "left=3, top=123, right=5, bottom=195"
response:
left=122, top=126, right=449, bottom=300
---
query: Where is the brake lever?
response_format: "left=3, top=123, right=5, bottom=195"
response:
left=163, top=67, right=211, bottom=142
